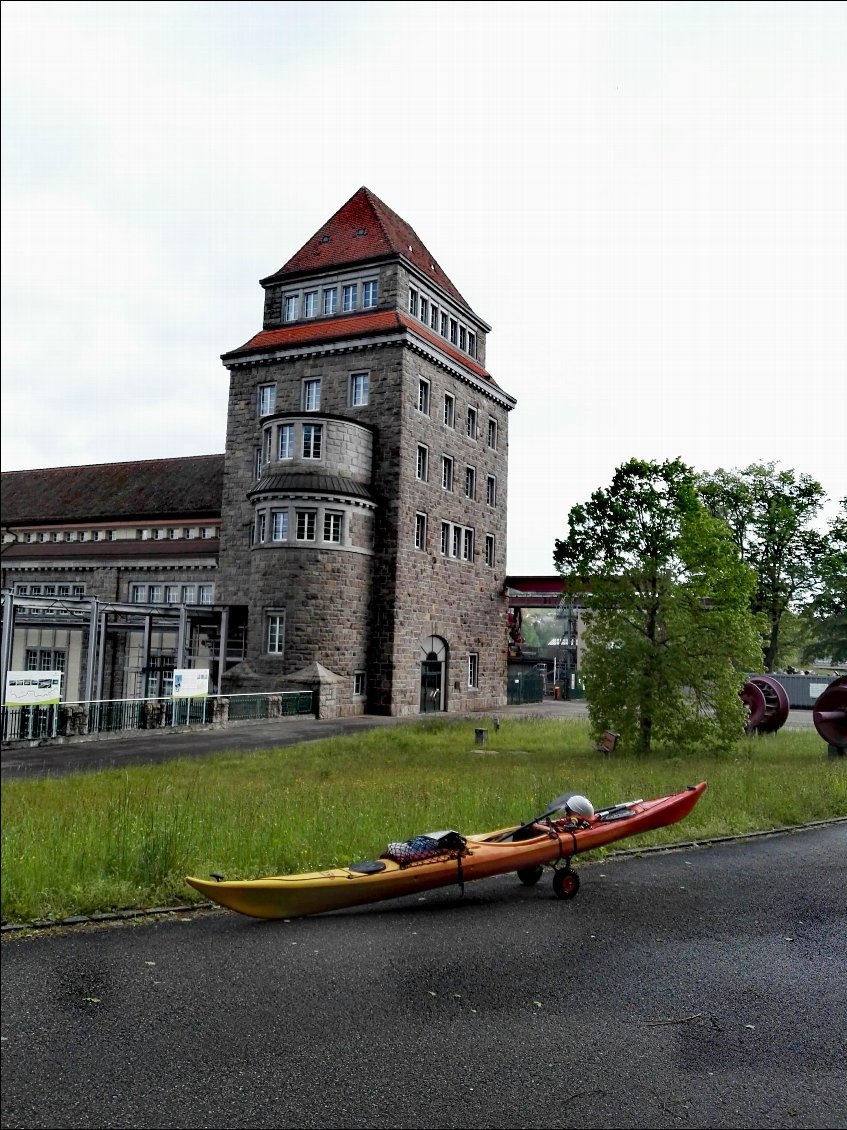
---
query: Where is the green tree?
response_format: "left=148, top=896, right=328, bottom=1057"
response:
left=554, top=458, right=761, bottom=754
left=802, top=498, right=847, bottom=665
left=698, top=462, right=826, bottom=672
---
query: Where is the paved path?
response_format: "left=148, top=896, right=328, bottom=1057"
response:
left=0, top=699, right=818, bottom=780
left=2, top=823, right=844, bottom=1130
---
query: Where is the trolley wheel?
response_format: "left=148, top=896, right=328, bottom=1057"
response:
left=517, top=866, right=544, bottom=887
left=552, top=869, right=580, bottom=900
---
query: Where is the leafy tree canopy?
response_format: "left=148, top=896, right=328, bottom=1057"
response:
left=554, top=459, right=761, bottom=754
left=802, top=498, right=847, bottom=665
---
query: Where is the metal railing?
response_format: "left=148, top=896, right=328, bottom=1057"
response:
left=1, top=690, right=315, bottom=743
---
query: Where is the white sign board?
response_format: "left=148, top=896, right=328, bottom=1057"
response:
left=172, top=669, right=210, bottom=699
left=5, top=671, right=63, bottom=706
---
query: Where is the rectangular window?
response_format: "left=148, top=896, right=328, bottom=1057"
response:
left=440, top=522, right=450, bottom=556
left=324, top=512, right=343, bottom=543
left=303, top=290, right=318, bottom=318
left=267, top=612, right=285, bottom=655
left=256, top=512, right=266, bottom=543
left=416, top=445, right=428, bottom=482
left=272, top=510, right=289, bottom=541
left=296, top=510, right=317, bottom=541
left=343, top=283, right=358, bottom=311
left=420, top=296, right=428, bottom=324
left=430, top=303, right=438, bottom=331
left=303, top=423, right=322, bottom=459
left=485, top=534, right=495, bottom=568
left=303, top=378, right=321, bottom=411
left=467, top=406, right=477, bottom=439
left=415, top=512, right=427, bottom=550
left=353, top=671, right=366, bottom=696
left=452, top=526, right=461, bottom=558
left=465, top=466, right=475, bottom=499
left=263, top=428, right=272, bottom=467
left=487, top=418, right=498, bottom=449
left=350, top=371, right=369, bottom=406
left=148, top=585, right=162, bottom=604
left=468, top=332, right=477, bottom=358
left=362, top=280, right=378, bottom=308
left=278, top=424, right=294, bottom=460
left=181, top=585, right=197, bottom=604
left=440, top=312, right=448, bottom=337
left=284, top=294, right=299, bottom=322
left=323, top=287, right=338, bottom=315
left=449, top=318, right=458, bottom=345
left=459, top=326, right=467, bottom=351
left=198, top=585, right=213, bottom=605
left=254, top=447, right=263, bottom=479
left=442, top=456, right=454, bottom=492
left=165, top=585, right=180, bottom=603
left=258, top=384, right=276, bottom=416
left=487, top=475, right=496, bottom=507
left=468, top=653, right=479, bottom=688
left=417, top=378, right=430, bottom=415
left=130, top=584, right=145, bottom=603
left=408, top=287, right=418, bottom=317
left=463, top=528, right=474, bottom=561
left=167, top=528, right=177, bottom=540
left=443, top=393, right=455, bottom=429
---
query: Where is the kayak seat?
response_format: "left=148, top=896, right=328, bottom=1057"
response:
left=347, top=860, right=387, bottom=874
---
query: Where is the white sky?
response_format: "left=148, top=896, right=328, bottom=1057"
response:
left=2, top=1, right=845, bottom=575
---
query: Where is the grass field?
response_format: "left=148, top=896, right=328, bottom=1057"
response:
left=2, top=715, right=845, bottom=924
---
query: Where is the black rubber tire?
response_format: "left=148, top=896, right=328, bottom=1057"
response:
left=517, top=865, right=544, bottom=887
left=552, top=869, right=580, bottom=900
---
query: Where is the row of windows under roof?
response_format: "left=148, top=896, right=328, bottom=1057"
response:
left=10, top=526, right=219, bottom=545
left=408, top=286, right=477, bottom=359
left=274, top=278, right=380, bottom=324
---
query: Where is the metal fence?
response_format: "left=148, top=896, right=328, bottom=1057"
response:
left=507, top=668, right=546, bottom=705
left=1, top=690, right=315, bottom=743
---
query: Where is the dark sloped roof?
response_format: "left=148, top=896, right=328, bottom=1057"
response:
left=1, top=455, right=224, bottom=525
left=1, top=539, right=220, bottom=562
left=248, top=473, right=373, bottom=500
left=260, top=187, right=472, bottom=311
left=223, top=309, right=498, bottom=387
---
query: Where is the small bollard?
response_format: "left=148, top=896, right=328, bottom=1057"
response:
left=475, top=728, right=488, bottom=746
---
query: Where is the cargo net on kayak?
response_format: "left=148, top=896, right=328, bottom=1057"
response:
left=381, top=830, right=467, bottom=868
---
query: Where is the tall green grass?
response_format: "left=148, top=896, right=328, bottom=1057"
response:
left=2, top=717, right=844, bottom=924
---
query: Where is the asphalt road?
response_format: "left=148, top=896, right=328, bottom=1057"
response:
left=2, top=823, right=845, bottom=1130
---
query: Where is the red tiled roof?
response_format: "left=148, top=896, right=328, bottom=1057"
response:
left=223, top=310, right=497, bottom=386
left=261, top=187, right=472, bottom=311
left=1, top=455, right=224, bottom=526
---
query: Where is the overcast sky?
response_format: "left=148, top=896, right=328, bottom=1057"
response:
left=2, top=1, right=845, bottom=574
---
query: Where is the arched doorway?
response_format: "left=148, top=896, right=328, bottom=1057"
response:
left=420, top=635, right=447, bottom=713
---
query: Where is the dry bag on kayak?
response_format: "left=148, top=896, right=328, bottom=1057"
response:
left=382, top=830, right=466, bottom=866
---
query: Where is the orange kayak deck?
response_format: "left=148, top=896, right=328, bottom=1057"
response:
left=186, top=781, right=706, bottom=920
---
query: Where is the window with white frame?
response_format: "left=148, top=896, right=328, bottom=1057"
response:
left=408, top=287, right=418, bottom=317
left=353, top=671, right=366, bottom=696
left=130, top=584, right=145, bottom=603
left=417, top=378, right=430, bottom=415
left=278, top=424, right=294, bottom=459
left=487, top=418, right=498, bottom=449
left=468, top=332, right=477, bottom=358
left=440, top=522, right=475, bottom=560
left=254, top=447, right=263, bottom=479
left=323, top=287, right=338, bottom=315
left=263, top=428, right=273, bottom=466
left=430, top=303, right=438, bottom=331
left=362, top=280, right=378, bottom=308
left=258, top=384, right=276, bottom=416
left=415, top=512, right=427, bottom=550
left=465, top=466, right=475, bottom=499
left=440, top=522, right=450, bottom=556
left=343, top=283, right=358, bottom=311
left=165, top=585, right=180, bottom=603
left=303, top=290, right=318, bottom=318
left=486, top=475, right=496, bottom=507
left=198, top=585, right=214, bottom=605
left=350, top=371, right=369, bottom=406
left=468, top=652, right=479, bottom=688
left=256, top=512, right=267, bottom=543
left=296, top=510, right=317, bottom=541
left=459, top=326, right=467, bottom=351
left=182, top=585, right=197, bottom=603
left=443, top=393, right=455, bottom=429
left=303, top=378, right=321, bottom=411
left=149, top=585, right=162, bottom=604
left=440, top=311, right=448, bottom=337
left=442, top=455, right=454, bottom=491
left=449, top=318, right=458, bottom=345
left=420, top=296, right=429, bottom=323
left=463, top=527, right=474, bottom=561
left=416, top=444, right=429, bottom=481
left=267, top=611, right=285, bottom=655
left=284, top=294, right=299, bottom=322
left=272, top=510, right=289, bottom=541
left=485, top=534, right=495, bottom=567
left=303, top=423, right=322, bottom=459
left=323, top=511, right=343, bottom=543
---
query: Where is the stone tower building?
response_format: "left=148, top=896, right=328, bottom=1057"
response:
left=218, top=187, right=516, bottom=715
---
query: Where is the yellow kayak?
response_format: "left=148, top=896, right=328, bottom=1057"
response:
left=186, top=781, right=706, bottom=920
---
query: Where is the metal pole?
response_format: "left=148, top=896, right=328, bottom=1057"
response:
left=83, top=597, right=99, bottom=705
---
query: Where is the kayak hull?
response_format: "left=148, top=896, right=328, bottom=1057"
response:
left=186, top=781, right=706, bottom=920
